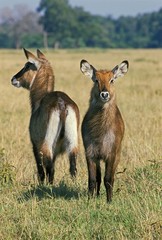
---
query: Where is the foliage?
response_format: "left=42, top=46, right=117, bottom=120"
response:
left=37, top=0, right=112, bottom=48
left=0, top=1, right=162, bottom=48
left=0, top=5, right=43, bottom=49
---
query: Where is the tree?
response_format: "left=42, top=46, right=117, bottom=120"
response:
left=0, top=5, right=43, bottom=48
left=38, top=0, right=76, bottom=47
left=37, top=0, right=112, bottom=48
left=1, top=1, right=162, bottom=49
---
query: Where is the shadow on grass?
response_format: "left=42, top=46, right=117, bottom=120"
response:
left=18, top=180, right=83, bottom=202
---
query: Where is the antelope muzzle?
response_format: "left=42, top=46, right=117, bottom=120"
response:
left=100, top=91, right=110, bottom=102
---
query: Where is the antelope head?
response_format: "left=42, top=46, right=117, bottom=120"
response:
left=80, top=59, right=129, bottom=103
left=11, top=48, right=46, bottom=89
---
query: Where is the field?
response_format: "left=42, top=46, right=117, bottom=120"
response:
left=0, top=48, right=162, bottom=239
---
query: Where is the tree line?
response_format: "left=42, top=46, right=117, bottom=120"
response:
left=0, top=0, right=162, bottom=49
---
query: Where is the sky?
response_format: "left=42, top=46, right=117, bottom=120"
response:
left=0, top=0, right=162, bottom=18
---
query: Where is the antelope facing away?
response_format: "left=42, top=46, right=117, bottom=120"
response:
left=80, top=59, right=129, bottom=202
left=11, top=49, right=79, bottom=184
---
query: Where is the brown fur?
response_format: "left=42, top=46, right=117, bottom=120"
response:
left=11, top=49, right=80, bottom=184
left=80, top=59, right=129, bottom=202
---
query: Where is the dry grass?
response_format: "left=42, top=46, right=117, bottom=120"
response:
left=1, top=48, right=162, bottom=181
left=0, top=48, right=162, bottom=239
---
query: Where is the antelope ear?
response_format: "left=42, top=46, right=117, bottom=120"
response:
left=23, top=48, right=41, bottom=69
left=112, top=60, right=129, bottom=79
left=37, top=49, right=46, bottom=59
left=80, top=59, right=96, bottom=81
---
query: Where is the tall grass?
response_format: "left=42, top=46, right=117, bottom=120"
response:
left=0, top=49, right=162, bottom=239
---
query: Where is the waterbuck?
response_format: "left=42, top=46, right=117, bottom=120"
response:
left=80, top=59, right=129, bottom=202
left=11, top=49, right=79, bottom=184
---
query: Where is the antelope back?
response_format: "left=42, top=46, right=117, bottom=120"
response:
left=11, top=49, right=54, bottom=91
left=80, top=60, right=129, bottom=104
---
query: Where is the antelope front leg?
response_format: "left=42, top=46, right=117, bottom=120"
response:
left=104, top=161, right=115, bottom=203
left=96, top=162, right=101, bottom=197
left=86, top=157, right=97, bottom=198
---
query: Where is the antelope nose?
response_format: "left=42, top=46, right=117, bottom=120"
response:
left=11, top=77, right=16, bottom=85
left=100, top=91, right=109, bottom=100
left=11, top=77, right=21, bottom=88
left=11, top=77, right=14, bottom=84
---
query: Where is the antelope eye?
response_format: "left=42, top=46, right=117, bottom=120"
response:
left=25, top=62, right=37, bottom=71
left=25, top=62, right=30, bottom=69
left=95, top=79, right=98, bottom=83
left=110, top=79, right=114, bottom=84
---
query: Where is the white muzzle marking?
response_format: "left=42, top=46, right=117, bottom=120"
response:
left=11, top=77, right=21, bottom=88
left=100, top=91, right=110, bottom=102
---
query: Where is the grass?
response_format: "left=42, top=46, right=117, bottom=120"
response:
left=0, top=48, right=162, bottom=239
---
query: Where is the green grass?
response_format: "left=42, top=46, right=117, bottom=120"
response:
left=0, top=162, right=161, bottom=239
left=0, top=49, right=162, bottom=239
